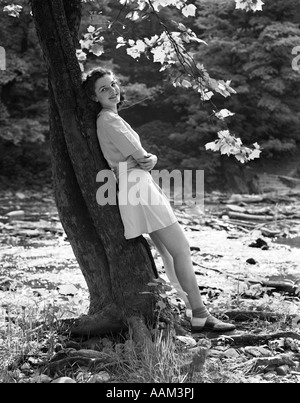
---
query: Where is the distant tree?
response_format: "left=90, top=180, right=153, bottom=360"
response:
left=193, top=0, right=300, bottom=158
left=147, top=0, right=300, bottom=189
left=0, top=0, right=49, bottom=182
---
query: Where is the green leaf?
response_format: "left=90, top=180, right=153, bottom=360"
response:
left=234, top=154, right=246, bottom=163
left=90, top=43, right=104, bottom=57
left=248, top=149, right=261, bottom=160
left=125, top=11, right=140, bottom=21
left=181, top=79, right=192, bottom=88
left=3, top=5, right=22, bottom=17
left=181, top=4, right=196, bottom=18
left=214, top=109, right=235, bottom=120
left=87, top=25, right=95, bottom=33
left=220, top=144, right=233, bottom=155
left=235, top=0, right=264, bottom=12
left=205, top=141, right=220, bottom=152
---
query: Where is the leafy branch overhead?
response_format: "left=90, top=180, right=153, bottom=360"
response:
left=84, top=0, right=264, bottom=163
left=205, top=130, right=261, bottom=164
left=2, top=0, right=265, bottom=163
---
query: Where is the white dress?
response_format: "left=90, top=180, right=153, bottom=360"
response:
left=96, top=110, right=178, bottom=239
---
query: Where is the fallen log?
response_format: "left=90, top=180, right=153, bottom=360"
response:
left=231, top=353, right=296, bottom=373
left=210, top=331, right=300, bottom=347
left=252, top=354, right=296, bottom=369
left=225, top=205, right=246, bottom=213
left=228, top=211, right=276, bottom=221
left=278, top=175, right=300, bottom=188
left=247, top=279, right=299, bottom=296
left=191, top=263, right=299, bottom=296
left=261, top=280, right=298, bottom=295
left=225, top=205, right=273, bottom=216
left=222, top=218, right=258, bottom=228
left=223, top=310, right=279, bottom=323
left=246, top=207, right=273, bottom=216
left=225, top=195, right=265, bottom=204
left=191, top=260, right=223, bottom=275
left=260, top=227, right=282, bottom=237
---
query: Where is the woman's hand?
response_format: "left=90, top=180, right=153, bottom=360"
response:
left=137, top=154, right=158, bottom=171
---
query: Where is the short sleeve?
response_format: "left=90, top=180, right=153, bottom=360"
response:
left=97, top=113, right=142, bottom=158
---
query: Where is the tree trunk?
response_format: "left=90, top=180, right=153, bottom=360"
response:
left=31, top=0, right=158, bottom=336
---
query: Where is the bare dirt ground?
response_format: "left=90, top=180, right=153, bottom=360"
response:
left=0, top=187, right=300, bottom=383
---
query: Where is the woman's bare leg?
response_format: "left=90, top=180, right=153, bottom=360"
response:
left=149, top=232, right=191, bottom=310
left=149, top=222, right=207, bottom=314
left=149, top=222, right=236, bottom=331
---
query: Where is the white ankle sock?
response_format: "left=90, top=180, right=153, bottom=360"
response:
left=191, top=307, right=209, bottom=327
left=191, top=316, right=208, bottom=327
left=192, top=307, right=209, bottom=318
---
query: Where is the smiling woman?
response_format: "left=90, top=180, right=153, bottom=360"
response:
left=81, top=67, right=237, bottom=333
left=94, top=74, right=121, bottom=111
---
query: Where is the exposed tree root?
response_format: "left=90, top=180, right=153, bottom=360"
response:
left=59, top=305, right=126, bottom=336
left=44, top=349, right=120, bottom=377
left=232, top=353, right=296, bottom=373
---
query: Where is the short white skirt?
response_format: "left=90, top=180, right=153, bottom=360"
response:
left=117, top=169, right=178, bottom=239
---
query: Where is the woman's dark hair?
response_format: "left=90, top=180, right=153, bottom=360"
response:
left=82, top=67, right=125, bottom=109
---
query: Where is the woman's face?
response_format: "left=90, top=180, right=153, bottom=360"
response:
left=94, top=74, right=121, bottom=109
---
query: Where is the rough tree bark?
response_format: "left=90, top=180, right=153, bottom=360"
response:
left=31, top=0, right=159, bottom=336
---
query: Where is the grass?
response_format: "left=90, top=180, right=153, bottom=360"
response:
left=0, top=288, right=84, bottom=382
left=1, top=280, right=299, bottom=383
left=0, top=287, right=216, bottom=383
left=0, top=294, right=192, bottom=383
left=116, top=328, right=190, bottom=383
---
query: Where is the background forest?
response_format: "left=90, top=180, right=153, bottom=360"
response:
left=0, top=0, right=300, bottom=192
